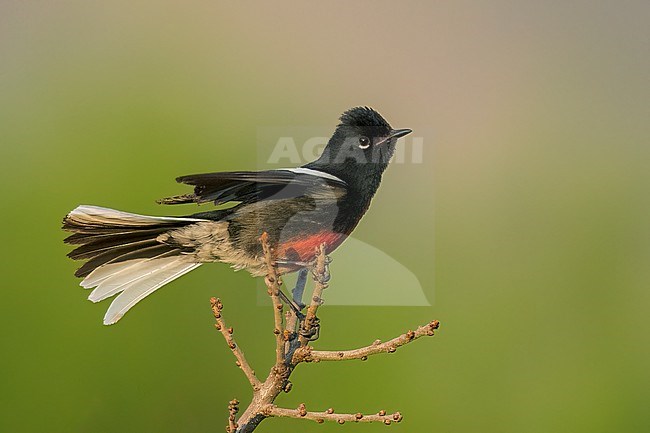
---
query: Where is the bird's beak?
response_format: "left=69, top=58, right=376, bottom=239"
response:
left=389, top=128, right=412, bottom=139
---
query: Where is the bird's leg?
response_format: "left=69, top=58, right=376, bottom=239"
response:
left=276, top=288, right=305, bottom=320
left=275, top=257, right=330, bottom=341
left=298, top=255, right=331, bottom=342
left=273, top=262, right=311, bottom=318
left=291, top=268, right=309, bottom=310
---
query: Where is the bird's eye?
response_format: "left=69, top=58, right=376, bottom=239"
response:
left=358, top=136, right=371, bottom=149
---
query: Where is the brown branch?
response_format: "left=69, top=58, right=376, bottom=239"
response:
left=298, top=244, right=327, bottom=346
left=259, top=232, right=286, bottom=366
left=227, top=399, right=240, bottom=433
left=263, top=404, right=403, bottom=425
left=210, top=297, right=261, bottom=390
left=207, top=236, right=440, bottom=433
left=293, top=320, right=440, bottom=363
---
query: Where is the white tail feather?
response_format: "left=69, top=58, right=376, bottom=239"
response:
left=66, top=205, right=209, bottom=324
left=69, top=205, right=206, bottom=226
left=87, top=256, right=181, bottom=302
left=80, top=253, right=200, bottom=325
left=81, top=259, right=147, bottom=288
left=103, top=261, right=201, bottom=325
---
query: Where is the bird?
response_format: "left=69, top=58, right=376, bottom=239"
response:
left=63, top=107, right=412, bottom=325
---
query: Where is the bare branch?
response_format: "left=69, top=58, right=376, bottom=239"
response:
left=293, top=320, right=440, bottom=363
left=299, top=244, right=327, bottom=346
left=227, top=399, right=240, bottom=433
left=208, top=236, right=440, bottom=432
left=259, top=232, right=286, bottom=366
left=210, top=298, right=262, bottom=390
left=263, top=404, right=403, bottom=425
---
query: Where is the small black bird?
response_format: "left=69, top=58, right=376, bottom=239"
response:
left=63, top=107, right=411, bottom=324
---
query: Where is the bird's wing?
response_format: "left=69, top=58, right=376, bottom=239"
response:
left=157, top=168, right=347, bottom=206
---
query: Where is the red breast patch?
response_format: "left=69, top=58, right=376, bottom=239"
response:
left=276, top=231, right=346, bottom=263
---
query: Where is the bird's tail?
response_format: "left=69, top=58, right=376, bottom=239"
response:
left=63, top=205, right=206, bottom=325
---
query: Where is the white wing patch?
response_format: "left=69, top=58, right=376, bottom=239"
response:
left=281, top=168, right=346, bottom=184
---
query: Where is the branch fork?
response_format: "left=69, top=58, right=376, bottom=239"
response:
left=210, top=232, right=439, bottom=433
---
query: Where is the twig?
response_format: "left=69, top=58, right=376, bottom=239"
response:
left=227, top=399, right=240, bottom=433
left=259, top=232, right=286, bottom=366
left=208, top=236, right=440, bottom=432
left=210, top=297, right=261, bottom=390
left=293, top=320, right=440, bottom=363
left=263, top=404, right=403, bottom=425
left=298, top=244, right=327, bottom=346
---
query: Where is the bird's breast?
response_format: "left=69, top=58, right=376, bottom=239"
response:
left=276, top=230, right=347, bottom=264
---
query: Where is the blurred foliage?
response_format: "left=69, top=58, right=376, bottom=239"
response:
left=1, top=2, right=649, bottom=433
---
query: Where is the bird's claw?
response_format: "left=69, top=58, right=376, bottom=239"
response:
left=311, top=256, right=331, bottom=284
left=299, top=316, right=321, bottom=341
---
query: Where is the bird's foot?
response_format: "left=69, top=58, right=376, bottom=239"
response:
left=311, top=256, right=332, bottom=284
left=299, top=316, right=321, bottom=341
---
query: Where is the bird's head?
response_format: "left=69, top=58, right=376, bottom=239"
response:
left=309, top=107, right=411, bottom=183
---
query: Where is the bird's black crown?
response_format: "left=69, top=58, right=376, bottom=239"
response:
left=338, top=106, right=391, bottom=130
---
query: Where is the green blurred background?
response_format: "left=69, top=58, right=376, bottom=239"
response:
left=1, top=1, right=649, bottom=432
